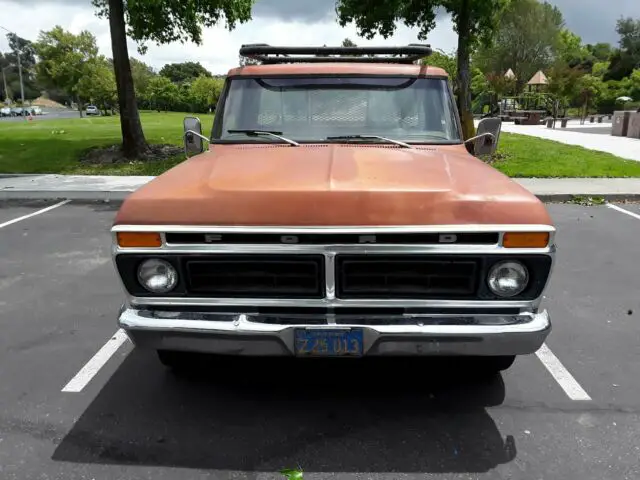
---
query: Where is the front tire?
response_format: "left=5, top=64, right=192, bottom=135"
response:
left=157, top=350, right=194, bottom=371
left=473, top=355, right=516, bottom=375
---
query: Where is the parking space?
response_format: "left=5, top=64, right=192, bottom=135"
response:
left=1, top=200, right=640, bottom=479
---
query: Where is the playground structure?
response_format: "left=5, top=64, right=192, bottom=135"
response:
left=474, top=69, right=574, bottom=125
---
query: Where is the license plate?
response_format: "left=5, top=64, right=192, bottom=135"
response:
left=294, top=329, right=364, bottom=357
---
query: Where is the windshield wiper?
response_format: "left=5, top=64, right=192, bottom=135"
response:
left=325, top=135, right=414, bottom=149
left=227, top=129, right=299, bottom=146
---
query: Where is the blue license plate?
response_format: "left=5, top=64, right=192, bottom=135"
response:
left=294, top=329, right=364, bottom=357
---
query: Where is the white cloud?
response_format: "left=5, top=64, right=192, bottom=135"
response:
left=0, top=0, right=458, bottom=75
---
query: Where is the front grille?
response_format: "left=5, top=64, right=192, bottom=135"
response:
left=336, top=255, right=479, bottom=299
left=184, top=254, right=325, bottom=298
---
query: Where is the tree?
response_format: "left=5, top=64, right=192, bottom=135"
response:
left=336, top=0, right=510, bottom=140
left=592, top=61, right=609, bottom=78
left=546, top=60, right=582, bottom=113
left=147, top=76, right=180, bottom=111
left=629, top=69, right=640, bottom=101
left=189, top=75, right=225, bottom=111
left=77, top=57, right=117, bottom=114
left=586, top=43, right=613, bottom=62
left=576, top=74, right=603, bottom=117
left=605, top=18, right=640, bottom=81
left=159, top=61, right=212, bottom=84
left=239, top=55, right=261, bottom=66
left=340, top=37, right=362, bottom=57
left=3, top=33, right=40, bottom=102
left=91, top=0, right=254, bottom=159
left=423, top=49, right=457, bottom=85
left=129, top=57, right=156, bottom=99
left=473, top=0, right=564, bottom=88
left=34, top=26, right=100, bottom=116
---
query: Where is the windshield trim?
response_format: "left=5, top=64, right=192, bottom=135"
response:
left=211, top=74, right=462, bottom=144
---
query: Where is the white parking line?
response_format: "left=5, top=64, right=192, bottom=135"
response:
left=62, top=329, right=129, bottom=393
left=0, top=199, right=71, bottom=229
left=607, top=203, right=640, bottom=221
left=536, top=343, right=591, bottom=401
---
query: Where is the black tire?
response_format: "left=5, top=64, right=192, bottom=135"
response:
left=157, top=350, right=195, bottom=371
left=474, top=355, right=516, bottom=375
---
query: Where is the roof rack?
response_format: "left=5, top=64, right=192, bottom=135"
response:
left=238, top=44, right=432, bottom=65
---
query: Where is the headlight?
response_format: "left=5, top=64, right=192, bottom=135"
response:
left=137, top=259, right=178, bottom=293
left=487, top=260, right=529, bottom=297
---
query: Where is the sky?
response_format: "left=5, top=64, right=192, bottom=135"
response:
left=1, top=0, right=639, bottom=75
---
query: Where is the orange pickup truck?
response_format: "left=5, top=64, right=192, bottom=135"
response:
left=111, top=44, right=555, bottom=374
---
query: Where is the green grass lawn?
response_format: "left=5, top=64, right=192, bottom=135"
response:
left=492, top=133, right=640, bottom=177
left=1, top=112, right=639, bottom=177
left=0, top=111, right=213, bottom=176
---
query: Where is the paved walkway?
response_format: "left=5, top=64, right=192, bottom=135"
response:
left=1, top=174, right=640, bottom=202
left=485, top=119, right=640, bottom=162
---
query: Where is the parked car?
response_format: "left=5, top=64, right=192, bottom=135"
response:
left=10, top=107, right=24, bottom=116
left=111, top=44, right=556, bottom=374
left=29, top=106, right=43, bottom=115
left=0, top=106, right=11, bottom=117
left=85, top=105, right=100, bottom=116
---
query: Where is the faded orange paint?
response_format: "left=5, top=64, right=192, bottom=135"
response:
left=114, top=144, right=552, bottom=227
left=228, top=63, right=448, bottom=78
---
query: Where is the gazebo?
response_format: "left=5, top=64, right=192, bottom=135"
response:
left=527, top=70, right=549, bottom=92
left=504, top=68, right=516, bottom=80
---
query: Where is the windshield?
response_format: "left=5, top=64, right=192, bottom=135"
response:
left=216, top=76, right=461, bottom=143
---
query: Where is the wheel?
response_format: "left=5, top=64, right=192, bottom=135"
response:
left=157, top=349, right=195, bottom=371
left=474, top=355, right=516, bottom=375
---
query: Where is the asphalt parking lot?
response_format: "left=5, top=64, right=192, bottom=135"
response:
left=1, top=199, right=639, bottom=480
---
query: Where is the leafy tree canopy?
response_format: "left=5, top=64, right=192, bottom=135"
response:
left=335, top=0, right=510, bottom=139
left=92, top=0, right=254, bottom=53
left=474, top=0, right=564, bottom=85
left=159, top=61, right=212, bottom=83
left=34, top=26, right=100, bottom=113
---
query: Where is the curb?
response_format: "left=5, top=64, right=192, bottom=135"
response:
left=536, top=193, right=640, bottom=203
left=0, top=191, right=132, bottom=202
left=2, top=191, right=640, bottom=203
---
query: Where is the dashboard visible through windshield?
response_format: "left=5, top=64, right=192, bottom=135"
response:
left=215, top=76, right=462, bottom=144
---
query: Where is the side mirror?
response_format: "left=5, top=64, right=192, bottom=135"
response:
left=183, top=116, right=207, bottom=157
left=467, top=117, right=502, bottom=157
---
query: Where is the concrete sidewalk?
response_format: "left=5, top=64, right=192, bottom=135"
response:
left=496, top=121, right=640, bottom=162
left=1, top=174, right=640, bottom=202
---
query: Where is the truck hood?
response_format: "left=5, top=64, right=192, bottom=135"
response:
left=114, top=144, right=552, bottom=226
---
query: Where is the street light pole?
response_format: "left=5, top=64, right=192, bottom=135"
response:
left=1, top=66, right=9, bottom=102
left=0, top=24, right=26, bottom=107
left=16, top=50, right=25, bottom=106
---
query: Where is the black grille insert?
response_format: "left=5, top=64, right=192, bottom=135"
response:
left=185, top=254, right=325, bottom=298
left=336, top=255, right=479, bottom=299
left=165, top=232, right=499, bottom=245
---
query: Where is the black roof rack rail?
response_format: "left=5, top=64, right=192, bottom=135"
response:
left=238, top=44, right=432, bottom=65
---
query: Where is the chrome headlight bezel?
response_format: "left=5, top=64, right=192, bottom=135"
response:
left=487, top=260, right=529, bottom=298
left=137, top=258, right=179, bottom=294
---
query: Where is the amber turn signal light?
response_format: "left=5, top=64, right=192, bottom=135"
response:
left=116, top=232, right=162, bottom=248
left=502, top=232, right=549, bottom=248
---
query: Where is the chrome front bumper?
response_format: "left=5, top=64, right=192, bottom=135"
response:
left=119, top=308, right=551, bottom=357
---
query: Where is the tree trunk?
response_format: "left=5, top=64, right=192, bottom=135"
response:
left=107, top=0, right=148, bottom=158
left=77, top=95, right=83, bottom=118
left=456, top=0, right=475, bottom=140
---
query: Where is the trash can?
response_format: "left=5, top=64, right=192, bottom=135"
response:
left=561, top=118, right=569, bottom=128
left=612, top=111, right=632, bottom=137
left=546, top=118, right=554, bottom=128
left=627, top=112, right=640, bottom=139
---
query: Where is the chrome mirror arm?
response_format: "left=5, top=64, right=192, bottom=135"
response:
left=184, top=130, right=211, bottom=157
